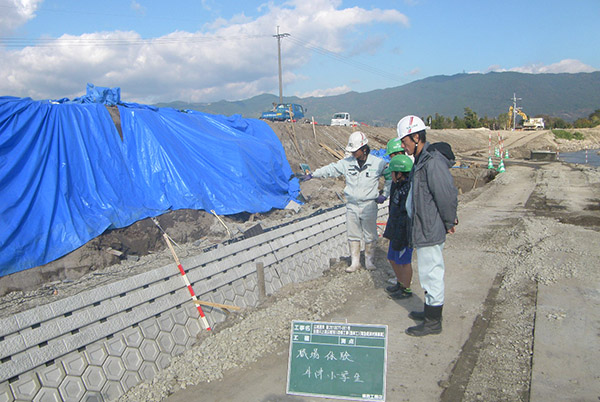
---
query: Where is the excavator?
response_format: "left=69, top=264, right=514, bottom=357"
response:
left=508, top=105, right=528, bottom=129
left=508, top=106, right=545, bottom=130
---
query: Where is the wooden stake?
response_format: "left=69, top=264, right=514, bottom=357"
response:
left=256, top=262, right=266, bottom=302
left=320, top=142, right=345, bottom=159
left=193, top=300, right=241, bottom=312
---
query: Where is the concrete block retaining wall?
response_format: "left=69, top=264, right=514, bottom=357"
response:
left=0, top=205, right=388, bottom=401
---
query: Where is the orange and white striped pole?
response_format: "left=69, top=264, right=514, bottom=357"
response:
left=163, top=233, right=211, bottom=331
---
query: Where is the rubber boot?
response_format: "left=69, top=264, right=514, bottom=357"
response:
left=364, top=242, right=376, bottom=270
left=408, top=310, right=425, bottom=321
left=405, top=305, right=443, bottom=337
left=345, top=241, right=362, bottom=272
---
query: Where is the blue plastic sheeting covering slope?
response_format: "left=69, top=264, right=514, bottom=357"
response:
left=0, top=97, right=299, bottom=277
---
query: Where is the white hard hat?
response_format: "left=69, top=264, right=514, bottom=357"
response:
left=397, top=115, right=426, bottom=139
left=346, top=131, right=368, bottom=152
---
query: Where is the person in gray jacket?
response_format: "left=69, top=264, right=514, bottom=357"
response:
left=302, top=131, right=390, bottom=272
left=397, top=115, right=458, bottom=336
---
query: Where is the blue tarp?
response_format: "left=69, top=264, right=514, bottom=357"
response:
left=0, top=88, right=300, bottom=277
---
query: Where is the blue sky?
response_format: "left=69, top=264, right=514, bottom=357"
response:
left=0, top=0, right=598, bottom=103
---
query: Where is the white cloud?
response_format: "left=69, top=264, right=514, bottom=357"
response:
left=0, top=0, right=43, bottom=34
left=130, top=0, right=146, bottom=15
left=0, top=0, right=410, bottom=103
left=488, top=59, right=598, bottom=74
left=297, top=85, right=352, bottom=98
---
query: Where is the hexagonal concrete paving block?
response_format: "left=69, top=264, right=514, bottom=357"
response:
left=58, top=375, right=85, bottom=402
left=244, top=275, right=257, bottom=291
left=32, top=387, right=61, bottom=402
left=222, top=285, right=235, bottom=302
left=123, top=327, right=143, bottom=348
left=10, top=372, right=40, bottom=401
left=156, top=352, right=172, bottom=370
left=139, top=339, right=160, bottom=361
left=139, top=320, right=161, bottom=340
left=172, top=308, right=188, bottom=325
left=102, top=355, right=126, bottom=381
left=36, top=362, right=66, bottom=387
left=82, top=391, right=102, bottom=402
left=232, top=280, right=246, bottom=296
left=138, top=361, right=158, bottom=382
left=84, top=344, right=108, bottom=367
left=185, top=317, right=202, bottom=339
left=210, top=291, right=225, bottom=305
left=233, top=294, right=246, bottom=309
left=122, top=348, right=143, bottom=371
left=101, top=380, right=124, bottom=401
left=82, top=365, right=107, bottom=392
left=120, top=371, right=140, bottom=392
left=172, top=344, right=186, bottom=357
left=156, top=331, right=175, bottom=354
left=157, top=314, right=175, bottom=332
left=0, top=381, right=14, bottom=402
left=105, top=335, right=127, bottom=357
left=279, top=262, right=290, bottom=274
left=171, top=324, right=189, bottom=346
left=244, top=291, right=258, bottom=308
left=61, top=352, right=88, bottom=376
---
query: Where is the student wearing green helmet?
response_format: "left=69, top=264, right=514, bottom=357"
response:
left=387, top=137, right=406, bottom=156
left=382, top=154, right=414, bottom=300
left=383, top=138, right=406, bottom=181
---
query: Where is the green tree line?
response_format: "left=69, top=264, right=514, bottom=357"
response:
left=425, top=108, right=600, bottom=130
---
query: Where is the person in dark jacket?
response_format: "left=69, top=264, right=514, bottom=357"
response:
left=397, top=115, right=458, bottom=337
left=382, top=154, right=414, bottom=300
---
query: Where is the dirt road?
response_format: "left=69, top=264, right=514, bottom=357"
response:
left=116, top=159, right=600, bottom=402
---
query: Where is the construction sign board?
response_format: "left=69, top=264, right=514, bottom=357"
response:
left=286, top=320, right=388, bottom=401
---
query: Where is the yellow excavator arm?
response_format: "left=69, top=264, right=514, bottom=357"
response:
left=508, top=106, right=528, bottom=129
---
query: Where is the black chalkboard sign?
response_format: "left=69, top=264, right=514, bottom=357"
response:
left=286, top=320, right=387, bottom=401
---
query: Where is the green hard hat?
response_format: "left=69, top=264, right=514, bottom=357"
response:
left=386, top=137, right=404, bottom=155
left=389, top=155, right=413, bottom=173
left=383, top=166, right=392, bottom=181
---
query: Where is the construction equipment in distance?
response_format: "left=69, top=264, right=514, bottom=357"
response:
left=508, top=105, right=545, bottom=130
left=522, top=117, right=545, bottom=130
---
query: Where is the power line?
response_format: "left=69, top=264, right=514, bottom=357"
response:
left=286, top=35, right=404, bottom=83
left=0, top=34, right=271, bottom=48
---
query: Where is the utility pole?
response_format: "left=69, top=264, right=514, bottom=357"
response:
left=273, top=26, right=290, bottom=105
left=511, top=93, right=522, bottom=131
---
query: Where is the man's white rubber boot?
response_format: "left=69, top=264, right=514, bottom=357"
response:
left=364, top=242, right=377, bottom=270
left=346, top=241, right=362, bottom=272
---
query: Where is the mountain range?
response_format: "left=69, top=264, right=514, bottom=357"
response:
left=155, top=71, right=600, bottom=127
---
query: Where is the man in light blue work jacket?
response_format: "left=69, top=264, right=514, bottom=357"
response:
left=303, top=131, right=390, bottom=273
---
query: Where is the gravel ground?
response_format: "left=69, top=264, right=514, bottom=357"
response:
left=114, top=161, right=600, bottom=402
left=119, top=262, right=377, bottom=401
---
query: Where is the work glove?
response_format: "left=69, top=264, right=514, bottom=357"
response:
left=375, top=195, right=387, bottom=204
left=300, top=174, right=313, bottom=182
